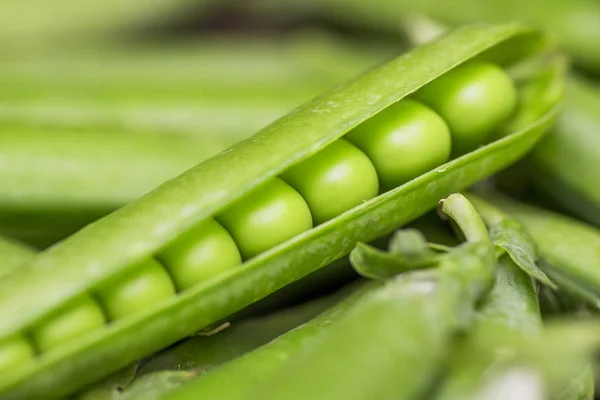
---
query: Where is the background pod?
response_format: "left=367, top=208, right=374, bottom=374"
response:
left=0, top=23, right=560, bottom=399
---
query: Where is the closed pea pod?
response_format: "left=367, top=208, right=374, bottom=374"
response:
left=0, top=24, right=561, bottom=399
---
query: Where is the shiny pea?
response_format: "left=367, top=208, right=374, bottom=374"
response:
left=32, top=297, right=105, bottom=352
left=97, top=259, right=176, bottom=321
left=417, top=61, right=517, bottom=155
left=158, top=219, right=242, bottom=290
left=346, top=100, right=451, bottom=190
left=0, top=335, right=34, bottom=373
left=281, top=139, right=379, bottom=224
left=217, top=178, right=313, bottom=259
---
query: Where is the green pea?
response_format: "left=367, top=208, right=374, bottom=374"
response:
left=0, top=335, right=34, bottom=373
left=98, top=259, right=176, bottom=321
left=32, top=297, right=105, bottom=352
left=416, top=61, right=517, bottom=155
left=217, top=178, right=312, bottom=259
left=346, top=100, right=451, bottom=190
left=158, top=219, right=242, bottom=291
left=281, top=139, right=379, bottom=224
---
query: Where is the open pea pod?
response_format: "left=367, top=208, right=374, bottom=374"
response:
left=0, top=24, right=560, bottom=399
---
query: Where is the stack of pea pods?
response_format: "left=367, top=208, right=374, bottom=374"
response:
left=4, top=0, right=600, bottom=399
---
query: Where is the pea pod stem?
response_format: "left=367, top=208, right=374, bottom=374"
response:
left=440, top=194, right=490, bottom=244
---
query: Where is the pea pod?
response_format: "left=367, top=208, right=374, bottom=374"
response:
left=272, top=0, right=600, bottom=73
left=137, top=285, right=354, bottom=375
left=0, top=33, right=389, bottom=137
left=435, top=195, right=542, bottom=399
left=528, top=77, right=600, bottom=226
left=481, top=192, right=600, bottom=307
left=159, top=280, right=377, bottom=400
left=248, top=194, right=495, bottom=400
left=0, top=130, right=231, bottom=248
left=435, top=254, right=541, bottom=400
left=0, top=235, right=35, bottom=279
left=0, top=24, right=559, bottom=399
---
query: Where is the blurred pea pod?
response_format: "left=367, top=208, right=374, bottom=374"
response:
left=0, top=0, right=220, bottom=54
left=528, top=77, right=600, bottom=226
left=0, top=235, right=35, bottom=279
left=265, top=0, right=600, bottom=73
left=0, top=130, right=228, bottom=248
left=137, top=284, right=356, bottom=375
left=0, top=33, right=390, bottom=138
left=147, top=281, right=377, bottom=400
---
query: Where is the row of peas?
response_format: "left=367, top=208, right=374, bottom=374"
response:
left=0, top=61, right=517, bottom=372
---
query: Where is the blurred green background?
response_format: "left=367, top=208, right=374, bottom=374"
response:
left=2, top=0, right=600, bottom=248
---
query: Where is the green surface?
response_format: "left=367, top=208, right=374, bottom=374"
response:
left=0, top=24, right=559, bottom=399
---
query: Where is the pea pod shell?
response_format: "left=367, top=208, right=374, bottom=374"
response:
left=529, top=77, right=600, bottom=226
left=483, top=194, right=600, bottom=300
left=0, top=24, right=558, bottom=399
left=162, top=280, right=378, bottom=400
left=0, top=236, right=35, bottom=279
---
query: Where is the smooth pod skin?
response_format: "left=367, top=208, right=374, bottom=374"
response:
left=0, top=336, right=34, bottom=373
left=417, top=61, right=517, bottom=155
left=281, top=139, right=379, bottom=224
left=97, top=260, right=176, bottom=320
left=163, top=281, right=378, bottom=400
left=0, top=237, right=36, bottom=280
left=158, top=219, right=242, bottom=290
left=346, top=99, right=451, bottom=189
left=217, top=178, right=313, bottom=259
left=32, top=297, right=106, bottom=352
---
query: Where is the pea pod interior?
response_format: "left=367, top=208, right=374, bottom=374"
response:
left=0, top=23, right=560, bottom=399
